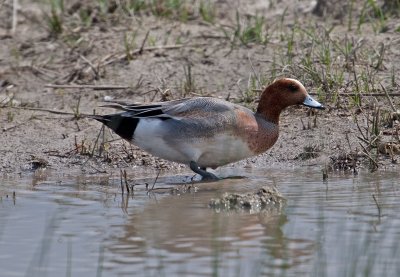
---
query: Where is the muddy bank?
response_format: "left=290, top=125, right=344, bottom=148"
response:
left=1, top=0, right=399, bottom=176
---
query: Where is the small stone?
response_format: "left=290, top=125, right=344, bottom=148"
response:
left=209, top=186, right=285, bottom=212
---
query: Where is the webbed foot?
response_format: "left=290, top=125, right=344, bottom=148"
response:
left=189, top=161, right=220, bottom=181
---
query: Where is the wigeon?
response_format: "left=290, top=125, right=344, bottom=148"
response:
left=93, top=78, right=324, bottom=180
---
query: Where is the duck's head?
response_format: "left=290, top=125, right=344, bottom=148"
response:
left=257, top=78, right=324, bottom=123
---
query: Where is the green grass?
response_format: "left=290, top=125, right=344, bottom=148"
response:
left=264, top=15, right=394, bottom=110
left=71, top=95, right=82, bottom=120
left=354, top=105, right=384, bottom=171
left=123, top=31, right=138, bottom=61
left=182, top=63, right=197, bottom=96
left=219, top=11, right=270, bottom=47
left=42, top=0, right=219, bottom=38
left=97, top=0, right=108, bottom=14
left=150, top=0, right=190, bottom=21
left=236, top=72, right=269, bottom=108
left=233, top=12, right=269, bottom=46
left=357, top=0, right=391, bottom=33
left=367, top=0, right=388, bottom=32
left=199, top=0, right=216, bottom=23
left=7, top=111, right=15, bottom=122
left=44, top=0, right=64, bottom=36
left=78, top=8, right=93, bottom=27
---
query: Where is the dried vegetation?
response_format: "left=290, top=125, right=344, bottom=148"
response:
left=0, top=0, right=399, bottom=174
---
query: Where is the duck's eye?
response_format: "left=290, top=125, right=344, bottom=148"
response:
left=288, top=83, right=298, bottom=92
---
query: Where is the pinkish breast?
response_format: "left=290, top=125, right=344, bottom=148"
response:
left=234, top=109, right=279, bottom=155
left=248, top=118, right=279, bottom=154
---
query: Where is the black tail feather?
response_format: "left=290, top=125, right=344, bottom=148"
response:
left=86, top=114, right=110, bottom=125
left=89, top=113, right=139, bottom=141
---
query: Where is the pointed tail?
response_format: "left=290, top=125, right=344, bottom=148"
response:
left=86, top=113, right=139, bottom=141
left=85, top=114, right=110, bottom=125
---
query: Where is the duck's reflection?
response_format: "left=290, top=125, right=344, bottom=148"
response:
left=107, top=183, right=315, bottom=273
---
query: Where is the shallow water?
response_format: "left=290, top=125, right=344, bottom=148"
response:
left=1, top=168, right=399, bottom=277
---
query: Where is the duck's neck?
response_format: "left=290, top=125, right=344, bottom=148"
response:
left=248, top=114, right=280, bottom=154
left=256, top=105, right=282, bottom=125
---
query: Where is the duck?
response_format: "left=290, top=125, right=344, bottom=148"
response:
left=92, top=78, right=324, bottom=180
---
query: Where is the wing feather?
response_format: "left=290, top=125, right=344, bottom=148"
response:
left=101, top=97, right=236, bottom=120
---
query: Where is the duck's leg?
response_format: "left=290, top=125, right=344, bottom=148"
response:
left=189, top=161, right=219, bottom=180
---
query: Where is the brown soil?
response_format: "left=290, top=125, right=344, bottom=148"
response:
left=1, top=0, right=399, bottom=176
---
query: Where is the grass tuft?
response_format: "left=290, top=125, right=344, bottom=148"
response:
left=199, top=0, right=216, bottom=23
left=45, top=0, right=64, bottom=36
